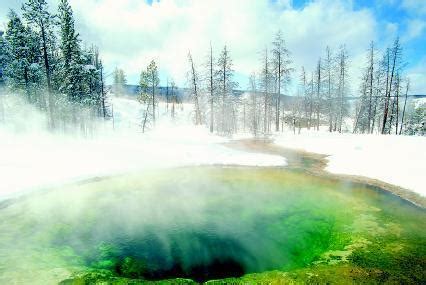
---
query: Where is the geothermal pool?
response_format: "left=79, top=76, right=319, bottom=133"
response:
left=0, top=167, right=425, bottom=284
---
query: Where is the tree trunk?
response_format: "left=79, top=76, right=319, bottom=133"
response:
left=209, top=44, right=214, bottom=133
left=339, top=58, right=345, bottom=133
left=100, top=64, right=106, bottom=119
left=222, top=53, right=226, bottom=133
left=172, top=86, right=175, bottom=119
left=368, top=42, right=374, bottom=133
left=399, top=81, right=409, bottom=135
left=151, top=72, right=155, bottom=125
left=0, top=88, right=4, bottom=123
left=275, top=55, right=281, bottom=132
left=382, top=48, right=397, bottom=134
left=328, top=69, right=332, bottom=132
left=142, top=102, right=150, bottom=133
left=190, top=54, right=201, bottom=125
left=40, top=20, right=54, bottom=129
left=166, top=80, right=169, bottom=112
left=308, top=73, right=314, bottom=130
left=316, top=59, right=321, bottom=131
left=395, top=76, right=400, bottom=135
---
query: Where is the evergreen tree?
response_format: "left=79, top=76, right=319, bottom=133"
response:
left=139, top=60, right=159, bottom=129
left=4, top=10, right=30, bottom=92
left=58, top=0, right=83, bottom=102
left=22, top=0, right=56, bottom=127
left=5, top=10, right=42, bottom=104
left=113, top=67, right=127, bottom=95
left=0, top=31, right=7, bottom=122
left=0, top=31, right=7, bottom=85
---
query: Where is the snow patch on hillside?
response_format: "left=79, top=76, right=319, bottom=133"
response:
left=274, top=131, right=426, bottom=196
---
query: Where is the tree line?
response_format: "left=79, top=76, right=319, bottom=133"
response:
left=0, top=0, right=108, bottom=133
left=131, top=29, right=423, bottom=136
left=177, top=33, right=424, bottom=136
left=1, top=1, right=423, bottom=136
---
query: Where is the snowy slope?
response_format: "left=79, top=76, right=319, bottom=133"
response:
left=274, top=131, right=426, bottom=196
left=0, top=96, right=285, bottom=200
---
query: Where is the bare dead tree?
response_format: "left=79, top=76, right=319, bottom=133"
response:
left=188, top=51, right=202, bottom=125
left=272, top=30, right=292, bottom=132
left=316, top=57, right=322, bottom=130
left=382, top=38, right=402, bottom=134
left=399, top=79, right=409, bottom=135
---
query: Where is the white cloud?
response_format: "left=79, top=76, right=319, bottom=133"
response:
left=401, top=0, right=426, bottom=15
left=402, top=19, right=426, bottom=42
left=406, top=56, right=426, bottom=95
left=6, top=0, right=424, bottom=93
left=67, top=0, right=377, bottom=92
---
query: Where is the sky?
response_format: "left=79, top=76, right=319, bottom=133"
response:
left=0, top=0, right=425, bottom=94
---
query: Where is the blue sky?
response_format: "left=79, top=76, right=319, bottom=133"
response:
left=0, top=0, right=425, bottom=94
left=272, top=0, right=426, bottom=77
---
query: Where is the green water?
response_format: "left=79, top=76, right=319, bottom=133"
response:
left=0, top=167, right=424, bottom=284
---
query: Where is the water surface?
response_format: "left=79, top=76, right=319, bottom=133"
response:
left=0, top=167, right=424, bottom=284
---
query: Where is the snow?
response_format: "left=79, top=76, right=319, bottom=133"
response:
left=0, top=96, right=286, bottom=201
left=84, top=64, right=96, bottom=71
left=274, top=130, right=426, bottom=196
left=1, top=95, right=424, bottom=201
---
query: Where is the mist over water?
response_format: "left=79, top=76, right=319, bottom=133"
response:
left=0, top=164, right=425, bottom=283
left=1, top=95, right=424, bottom=284
left=0, top=168, right=346, bottom=283
left=0, top=95, right=285, bottom=202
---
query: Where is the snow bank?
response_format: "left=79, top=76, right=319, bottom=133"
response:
left=0, top=96, right=285, bottom=200
left=274, top=130, right=426, bottom=196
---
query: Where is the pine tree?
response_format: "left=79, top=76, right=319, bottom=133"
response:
left=113, top=67, right=127, bottom=95
left=139, top=60, right=159, bottom=129
left=0, top=31, right=8, bottom=122
left=58, top=0, right=83, bottom=103
left=23, top=0, right=56, bottom=127
left=5, top=10, right=42, bottom=105
left=4, top=10, right=30, bottom=92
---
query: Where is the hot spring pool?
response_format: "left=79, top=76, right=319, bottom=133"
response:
left=0, top=167, right=424, bottom=284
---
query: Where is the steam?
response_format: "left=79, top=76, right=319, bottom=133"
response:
left=0, top=167, right=336, bottom=283
left=0, top=93, right=290, bottom=283
left=0, top=93, right=286, bottom=201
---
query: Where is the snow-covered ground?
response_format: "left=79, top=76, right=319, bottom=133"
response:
left=0, top=96, right=285, bottom=201
left=1, top=95, right=424, bottom=201
left=274, top=130, right=426, bottom=196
